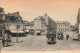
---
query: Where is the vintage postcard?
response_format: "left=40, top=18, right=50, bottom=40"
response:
left=0, top=0, right=80, bottom=53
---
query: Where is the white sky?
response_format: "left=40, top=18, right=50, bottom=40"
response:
left=0, top=0, right=80, bottom=25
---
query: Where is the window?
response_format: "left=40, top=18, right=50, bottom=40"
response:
left=59, top=28, right=60, bottom=31
left=61, top=29, right=62, bottom=31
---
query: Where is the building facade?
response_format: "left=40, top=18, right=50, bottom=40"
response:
left=4, top=12, right=25, bottom=35
left=57, top=21, right=70, bottom=33
left=23, top=20, right=35, bottom=34
left=43, top=14, right=57, bottom=33
left=34, top=14, right=56, bottom=35
left=34, top=16, right=46, bottom=35
left=77, top=8, right=80, bottom=40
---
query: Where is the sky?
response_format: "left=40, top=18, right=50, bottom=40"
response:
left=0, top=0, right=80, bottom=25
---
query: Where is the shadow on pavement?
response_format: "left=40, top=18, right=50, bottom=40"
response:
left=11, top=40, right=24, bottom=43
left=73, top=39, right=79, bottom=41
left=7, top=45, right=13, bottom=47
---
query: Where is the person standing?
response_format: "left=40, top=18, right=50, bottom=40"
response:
left=2, top=31, right=8, bottom=47
left=2, top=30, right=11, bottom=47
left=66, top=34, right=69, bottom=40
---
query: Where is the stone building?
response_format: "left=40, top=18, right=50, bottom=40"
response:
left=23, top=20, right=30, bottom=26
left=77, top=8, right=80, bottom=40
left=34, top=14, right=56, bottom=35
left=34, top=16, right=46, bottom=35
left=43, top=14, right=57, bottom=31
left=70, top=25, right=76, bottom=31
left=5, top=12, right=22, bottom=22
left=23, top=20, right=34, bottom=34
left=57, top=21, right=70, bottom=33
left=4, top=12, right=25, bottom=36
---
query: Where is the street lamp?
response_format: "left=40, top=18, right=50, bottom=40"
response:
left=7, top=18, right=10, bottom=30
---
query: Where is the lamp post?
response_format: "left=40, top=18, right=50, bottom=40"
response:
left=7, top=18, right=10, bottom=30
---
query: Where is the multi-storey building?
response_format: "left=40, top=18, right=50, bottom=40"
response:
left=43, top=14, right=56, bottom=31
left=77, top=8, right=80, bottom=40
left=57, top=21, right=70, bottom=32
left=34, top=14, right=56, bottom=35
left=23, top=20, right=35, bottom=34
left=4, top=12, right=25, bottom=36
left=34, top=16, right=46, bottom=35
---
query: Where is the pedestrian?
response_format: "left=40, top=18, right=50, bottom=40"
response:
left=66, top=34, right=69, bottom=40
left=2, top=30, right=11, bottom=47
left=62, top=34, right=64, bottom=40
left=2, top=31, right=8, bottom=47
left=7, top=30, right=11, bottom=43
left=58, top=34, right=61, bottom=38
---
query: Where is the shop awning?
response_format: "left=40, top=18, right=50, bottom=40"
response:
left=36, top=31, right=40, bottom=33
left=10, top=30, right=25, bottom=33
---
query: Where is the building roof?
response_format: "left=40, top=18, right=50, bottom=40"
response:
left=34, top=16, right=45, bottom=21
left=77, top=8, right=80, bottom=23
left=7, top=12, right=20, bottom=18
left=57, top=21, right=70, bottom=24
left=6, top=12, right=22, bottom=21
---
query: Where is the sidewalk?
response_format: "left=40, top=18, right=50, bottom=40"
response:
left=1, top=35, right=80, bottom=51
left=1, top=36, right=28, bottom=51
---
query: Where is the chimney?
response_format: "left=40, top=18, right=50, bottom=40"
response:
left=44, top=13, right=47, bottom=16
left=16, top=12, right=19, bottom=14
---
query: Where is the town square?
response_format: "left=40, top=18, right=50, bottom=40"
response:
left=0, top=0, right=80, bottom=51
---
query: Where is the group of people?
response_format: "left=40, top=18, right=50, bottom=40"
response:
left=2, top=30, right=11, bottom=47
left=66, top=34, right=69, bottom=40
left=58, top=34, right=69, bottom=40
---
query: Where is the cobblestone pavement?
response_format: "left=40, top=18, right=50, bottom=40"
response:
left=1, top=35, right=80, bottom=51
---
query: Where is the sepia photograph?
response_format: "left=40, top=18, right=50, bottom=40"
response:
left=0, top=0, right=80, bottom=53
